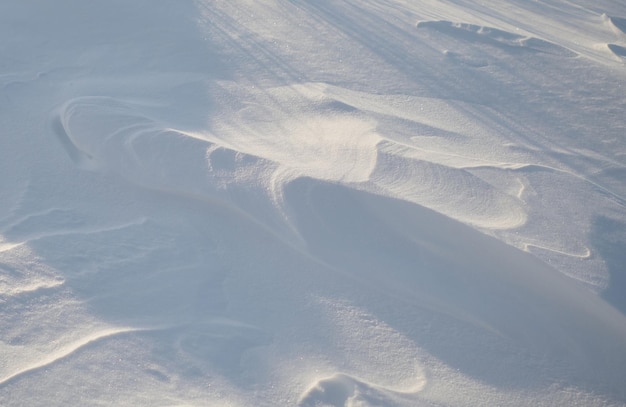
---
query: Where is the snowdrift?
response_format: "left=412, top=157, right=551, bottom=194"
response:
left=1, top=0, right=626, bottom=405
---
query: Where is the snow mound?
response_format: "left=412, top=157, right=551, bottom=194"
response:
left=608, top=43, right=626, bottom=58
left=2, top=0, right=626, bottom=405
left=298, top=373, right=426, bottom=407
left=606, top=15, right=626, bottom=35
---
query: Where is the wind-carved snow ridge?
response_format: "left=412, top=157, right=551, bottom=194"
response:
left=605, top=15, right=626, bottom=35
left=0, top=327, right=140, bottom=389
left=52, top=95, right=302, bottom=243
left=607, top=43, right=626, bottom=58
left=4, top=0, right=626, bottom=404
left=53, top=78, right=618, bottom=291
left=53, top=88, right=384, bottom=245
left=53, top=82, right=532, bottom=243
left=207, top=82, right=529, bottom=232
left=603, top=14, right=626, bottom=59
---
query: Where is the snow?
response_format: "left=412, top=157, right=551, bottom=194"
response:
left=1, top=0, right=626, bottom=406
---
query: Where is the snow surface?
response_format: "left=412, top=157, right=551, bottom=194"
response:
left=1, top=0, right=626, bottom=406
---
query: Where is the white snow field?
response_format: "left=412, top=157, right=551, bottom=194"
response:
left=1, top=0, right=626, bottom=405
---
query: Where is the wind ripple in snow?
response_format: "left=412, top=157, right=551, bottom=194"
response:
left=370, top=142, right=526, bottom=229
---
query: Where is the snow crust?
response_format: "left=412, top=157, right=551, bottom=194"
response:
left=1, top=0, right=626, bottom=405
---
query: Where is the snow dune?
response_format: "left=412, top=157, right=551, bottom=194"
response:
left=1, top=0, right=626, bottom=406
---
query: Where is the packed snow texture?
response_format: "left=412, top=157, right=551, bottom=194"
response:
left=1, top=1, right=626, bottom=406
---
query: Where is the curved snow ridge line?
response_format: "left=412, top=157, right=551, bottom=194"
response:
left=0, top=327, right=143, bottom=388
left=607, top=43, right=626, bottom=58
left=55, top=93, right=385, bottom=242
left=0, top=279, right=64, bottom=298
left=522, top=243, right=598, bottom=286
left=415, top=20, right=577, bottom=57
left=54, top=95, right=270, bottom=200
left=1, top=207, right=149, bottom=247
left=53, top=96, right=310, bottom=245
left=367, top=142, right=527, bottom=230
left=523, top=242, right=592, bottom=260
left=0, top=241, right=22, bottom=253
left=466, top=160, right=626, bottom=207
left=509, top=163, right=626, bottom=206
left=0, top=220, right=151, bottom=266
left=0, top=321, right=255, bottom=389
left=401, top=141, right=530, bottom=170
left=298, top=372, right=426, bottom=407
left=604, top=14, right=626, bottom=35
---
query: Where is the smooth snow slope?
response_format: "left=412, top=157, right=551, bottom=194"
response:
left=1, top=0, right=626, bottom=406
